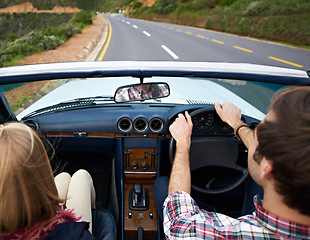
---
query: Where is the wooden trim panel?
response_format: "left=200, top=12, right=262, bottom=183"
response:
left=39, top=132, right=170, bottom=138
left=123, top=149, right=157, bottom=173
left=124, top=183, right=157, bottom=239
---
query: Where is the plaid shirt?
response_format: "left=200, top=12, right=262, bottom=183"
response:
left=163, top=191, right=310, bottom=239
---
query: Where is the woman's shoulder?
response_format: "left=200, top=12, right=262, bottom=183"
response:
left=0, top=208, right=83, bottom=240
left=42, top=221, right=96, bottom=240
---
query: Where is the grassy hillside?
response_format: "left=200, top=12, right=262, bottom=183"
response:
left=100, top=0, right=131, bottom=12
left=0, top=10, right=93, bottom=67
left=0, top=13, right=74, bottom=42
left=0, top=0, right=101, bottom=10
left=128, top=0, right=310, bottom=47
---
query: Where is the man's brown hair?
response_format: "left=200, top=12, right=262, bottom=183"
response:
left=0, top=122, right=62, bottom=233
left=256, top=86, right=310, bottom=216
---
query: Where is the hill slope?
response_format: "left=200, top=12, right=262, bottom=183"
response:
left=0, top=0, right=101, bottom=10
left=0, top=2, right=82, bottom=13
left=128, top=0, right=310, bottom=47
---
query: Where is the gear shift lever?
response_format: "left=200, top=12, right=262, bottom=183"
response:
left=134, top=183, right=143, bottom=196
left=129, top=183, right=149, bottom=211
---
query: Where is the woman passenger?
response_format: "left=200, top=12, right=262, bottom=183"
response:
left=0, top=122, right=97, bottom=239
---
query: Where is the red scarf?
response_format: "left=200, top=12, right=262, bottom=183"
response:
left=0, top=208, right=81, bottom=240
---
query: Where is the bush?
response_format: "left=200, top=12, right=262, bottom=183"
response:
left=6, top=33, right=19, bottom=42
left=132, top=1, right=143, bottom=9
left=65, top=23, right=81, bottom=38
left=0, top=31, right=65, bottom=67
left=0, top=13, right=74, bottom=41
left=204, top=12, right=310, bottom=46
left=153, top=0, right=178, bottom=14
left=218, top=0, right=238, bottom=6
left=70, top=10, right=93, bottom=28
left=226, top=0, right=310, bottom=16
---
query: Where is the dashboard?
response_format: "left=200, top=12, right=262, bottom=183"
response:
left=24, top=103, right=236, bottom=137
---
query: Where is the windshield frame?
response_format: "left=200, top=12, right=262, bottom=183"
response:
left=1, top=61, right=309, bottom=122
left=0, top=61, right=309, bottom=86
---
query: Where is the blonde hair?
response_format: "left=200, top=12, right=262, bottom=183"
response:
left=0, top=122, right=62, bottom=233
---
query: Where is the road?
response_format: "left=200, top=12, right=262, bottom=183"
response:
left=98, top=14, right=310, bottom=71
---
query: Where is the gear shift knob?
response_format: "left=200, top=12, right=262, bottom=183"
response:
left=134, top=183, right=143, bottom=196
left=129, top=183, right=149, bottom=210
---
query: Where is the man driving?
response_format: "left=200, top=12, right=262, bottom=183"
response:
left=158, top=86, right=310, bottom=239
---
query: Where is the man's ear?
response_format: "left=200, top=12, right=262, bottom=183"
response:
left=261, top=159, right=273, bottom=179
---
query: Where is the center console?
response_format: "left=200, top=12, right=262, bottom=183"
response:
left=123, top=148, right=158, bottom=239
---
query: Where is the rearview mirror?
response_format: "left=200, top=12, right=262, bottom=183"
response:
left=114, top=83, right=170, bottom=103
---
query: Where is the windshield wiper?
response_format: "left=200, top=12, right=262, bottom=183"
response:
left=22, top=96, right=114, bottom=120
left=62, top=96, right=115, bottom=103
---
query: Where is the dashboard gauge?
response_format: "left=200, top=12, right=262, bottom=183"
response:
left=192, top=112, right=214, bottom=129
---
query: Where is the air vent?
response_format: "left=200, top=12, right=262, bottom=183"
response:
left=149, top=118, right=164, bottom=132
left=24, top=120, right=39, bottom=132
left=118, top=117, right=132, bottom=132
left=187, top=100, right=214, bottom=104
left=134, top=118, right=148, bottom=132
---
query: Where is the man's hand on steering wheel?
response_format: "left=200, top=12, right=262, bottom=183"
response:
left=169, top=111, right=193, bottom=150
left=215, top=103, right=244, bottom=129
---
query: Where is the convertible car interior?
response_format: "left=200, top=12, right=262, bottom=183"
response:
left=0, top=62, right=309, bottom=239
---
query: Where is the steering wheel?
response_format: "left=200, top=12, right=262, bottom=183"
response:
left=169, top=107, right=249, bottom=195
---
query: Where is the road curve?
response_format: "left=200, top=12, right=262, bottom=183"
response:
left=98, top=14, right=310, bottom=71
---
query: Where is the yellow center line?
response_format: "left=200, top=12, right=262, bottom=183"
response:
left=185, top=31, right=192, bottom=35
left=162, top=26, right=167, bottom=28
left=196, top=34, right=205, bottom=39
left=176, top=29, right=182, bottom=32
left=233, top=46, right=253, bottom=53
left=269, top=56, right=303, bottom=68
left=168, top=27, right=173, bottom=30
left=97, top=18, right=112, bottom=61
left=211, top=39, right=224, bottom=44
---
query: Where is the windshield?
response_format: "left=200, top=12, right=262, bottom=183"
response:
left=1, top=76, right=286, bottom=121
left=0, top=1, right=308, bottom=122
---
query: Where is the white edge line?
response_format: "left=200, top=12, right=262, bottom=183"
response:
left=133, top=25, right=138, bottom=29
left=143, top=31, right=151, bottom=37
left=161, top=45, right=179, bottom=60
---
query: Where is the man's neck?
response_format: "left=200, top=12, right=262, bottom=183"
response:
left=263, top=187, right=310, bottom=226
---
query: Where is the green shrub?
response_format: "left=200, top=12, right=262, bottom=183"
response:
left=0, top=30, right=65, bottom=67
left=132, top=1, right=143, bottom=9
left=153, top=0, right=178, bottom=14
left=6, top=33, right=19, bottom=42
left=70, top=10, right=93, bottom=27
left=204, top=12, right=310, bottom=46
left=238, top=17, right=252, bottom=35
left=205, top=18, right=212, bottom=28
left=218, top=0, right=238, bottom=6
left=226, top=0, right=310, bottom=16
left=65, top=23, right=81, bottom=38
left=176, top=2, right=196, bottom=14
left=175, top=0, right=209, bottom=14
left=0, top=13, right=74, bottom=41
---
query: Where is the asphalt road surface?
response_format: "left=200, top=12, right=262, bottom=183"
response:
left=99, top=14, right=310, bottom=71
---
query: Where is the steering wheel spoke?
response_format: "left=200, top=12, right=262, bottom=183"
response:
left=235, top=164, right=248, bottom=174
